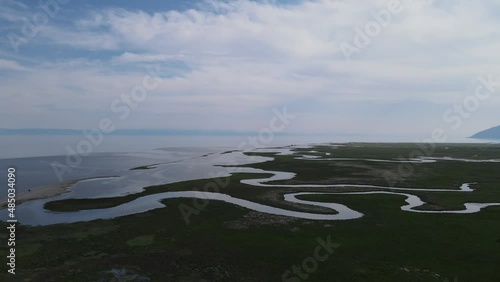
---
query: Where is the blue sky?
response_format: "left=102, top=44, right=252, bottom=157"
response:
left=1, top=0, right=500, bottom=138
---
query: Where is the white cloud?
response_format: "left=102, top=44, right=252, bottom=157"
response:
left=2, top=0, right=500, bottom=136
left=112, top=52, right=185, bottom=64
left=0, top=59, right=31, bottom=71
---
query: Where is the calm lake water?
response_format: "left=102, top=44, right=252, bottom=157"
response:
left=0, top=135, right=496, bottom=225
left=0, top=134, right=487, bottom=159
left=0, top=134, right=491, bottom=194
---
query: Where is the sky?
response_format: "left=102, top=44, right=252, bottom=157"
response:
left=1, top=0, right=500, bottom=139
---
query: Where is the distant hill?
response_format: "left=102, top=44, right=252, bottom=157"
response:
left=0, top=128, right=299, bottom=136
left=471, top=125, right=500, bottom=140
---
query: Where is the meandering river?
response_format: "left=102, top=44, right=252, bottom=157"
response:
left=2, top=145, right=500, bottom=226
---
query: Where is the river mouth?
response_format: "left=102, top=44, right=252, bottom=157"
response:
left=5, top=144, right=500, bottom=226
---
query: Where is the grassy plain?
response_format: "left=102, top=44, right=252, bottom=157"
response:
left=1, top=143, right=500, bottom=281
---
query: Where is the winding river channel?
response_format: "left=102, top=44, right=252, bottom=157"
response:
left=5, top=146, right=500, bottom=226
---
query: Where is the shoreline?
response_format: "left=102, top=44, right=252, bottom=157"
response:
left=0, top=181, right=78, bottom=208
left=0, top=176, right=119, bottom=208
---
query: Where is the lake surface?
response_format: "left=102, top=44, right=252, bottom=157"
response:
left=1, top=135, right=497, bottom=225
left=0, top=134, right=489, bottom=159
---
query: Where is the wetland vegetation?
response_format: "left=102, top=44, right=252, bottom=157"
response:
left=1, top=143, right=500, bottom=281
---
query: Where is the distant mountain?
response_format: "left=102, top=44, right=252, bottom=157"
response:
left=471, top=125, right=500, bottom=140
left=0, top=128, right=299, bottom=136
